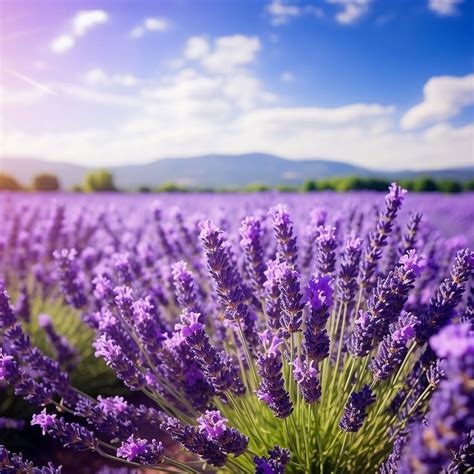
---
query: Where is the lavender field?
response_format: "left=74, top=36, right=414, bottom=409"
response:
left=1, top=187, right=473, bottom=473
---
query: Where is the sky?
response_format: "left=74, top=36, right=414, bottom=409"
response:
left=0, top=0, right=473, bottom=170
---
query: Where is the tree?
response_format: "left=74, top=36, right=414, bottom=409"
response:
left=302, top=180, right=317, bottom=192
left=32, top=173, right=60, bottom=191
left=84, top=170, right=116, bottom=192
left=438, top=180, right=462, bottom=194
left=0, top=173, right=22, bottom=191
left=155, top=182, right=188, bottom=193
left=412, top=177, right=438, bottom=192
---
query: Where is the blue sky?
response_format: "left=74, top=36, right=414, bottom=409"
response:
left=1, top=0, right=473, bottom=170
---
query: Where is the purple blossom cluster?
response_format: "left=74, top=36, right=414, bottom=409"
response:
left=0, top=187, right=473, bottom=472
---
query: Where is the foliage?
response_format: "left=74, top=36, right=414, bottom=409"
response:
left=0, top=173, right=22, bottom=191
left=32, top=174, right=61, bottom=192
left=83, top=169, right=117, bottom=192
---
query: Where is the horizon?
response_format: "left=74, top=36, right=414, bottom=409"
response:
left=4, top=152, right=474, bottom=173
left=1, top=0, right=473, bottom=171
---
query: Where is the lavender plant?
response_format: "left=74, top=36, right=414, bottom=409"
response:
left=0, top=187, right=473, bottom=473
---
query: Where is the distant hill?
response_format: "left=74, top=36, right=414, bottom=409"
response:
left=1, top=154, right=473, bottom=189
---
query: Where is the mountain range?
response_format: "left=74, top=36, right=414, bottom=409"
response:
left=2, top=154, right=473, bottom=189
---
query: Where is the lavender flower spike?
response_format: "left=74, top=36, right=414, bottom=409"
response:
left=240, top=216, right=267, bottom=295
left=53, top=248, right=86, bottom=309
left=269, top=204, right=298, bottom=267
left=337, top=234, right=362, bottom=304
left=303, top=274, right=333, bottom=363
left=31, top=409, right=98, bottom=451
left=339, top=385, right=376, bottom=432
left=254, top=445, right=291, bottom=474
left=256, top=336, right=293, bottom=418
left=0, top=445, right=62, bottom=473
left=171, top=260, right=201, bottom=314
left=293, top=357, right=321, bottom=404
left=199, top=220, right=248, bottom=323
left=197, top=410, right=249, bottom=456
left=369, top=312, right=418, bottom=381
left=277, top=262, right=304, bottom=336
left=177, top=310, right=244, bottom=395
left=417, top=248, right=473, bottom=343
left=315, top=226, right=337, bottom=275
left=117, top=435, right=164, bottom=464
left=360, top=182, right=407, bottom=294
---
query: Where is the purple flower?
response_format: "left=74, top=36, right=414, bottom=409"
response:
left=197, top=410, right=228, bottom=438
left=178, top=310, right=244, bottom=395
left=293, top=357, right=321, bottom=404
left=256, top=336, right=293, bottom=418
left=199, top=220, right=250, bottom=325
left=339, top=385, right=376, bottom=432
left=350, top=251, right=424, bottom=357
left=117, top=435, right=164, bottom=464
left=161, top=417, right=227, bottom=467
left=240, top=216, right=267, bottom=295
left=399, top=212, right=422, bottom=256
left=32, top=408, right=98, bottom=451
left=269, top=204, right=298, bottom=267
left=303, top=275, right=332, bottom=363
left=277, top=263, right=304, bottom=335
left=399, top=249, right=425, bottom=277
left=171, top=260, right=201, bottom=314
left=0, top=444, right=62, bottom=473
left=254, top=445, right=290, bottom=474
left=369, top=312, right=418, bottom=380
left=417, top=249, right=474, bottom=343
left=93, top=335, right=145, bottom=390
left=264, top=259, right=283, bottom=330
left=53, top=248, right=86, bottom=309
left=359, top=182, right=407, bottom=294
left=305, top=274, right=333, bottom=311
left=430, top=322, right=474, bottom=358
left=31, top=410, right=57, bottom=435
left=0, top=282, right=17, bottom=330
left=315, top=226, right=337, bottom=275
left=337, top=234, right=362, bottom=303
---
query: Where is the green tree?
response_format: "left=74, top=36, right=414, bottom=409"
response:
left=464, top=180, right=474, bottom=191
left=0, top=173, right=22, bottom=191
left=302, top=180, right=317, bottom=192
left=84, top=169, right=116, bottom=192
left=32, top=173, right=60, bottom=191
left=438, top=180, right=462, bottom=193
left=412, top=177, right=438, bottom=192
left=155, top=182, right=188, bottom=193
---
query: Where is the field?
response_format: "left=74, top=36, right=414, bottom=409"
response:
left=1, top=188, right=473, bottom=473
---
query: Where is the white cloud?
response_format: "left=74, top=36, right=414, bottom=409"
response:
left=401, top=73, right=474, bottom=129
left=3, top=36, right=473, bottom=171
left=184, top=36, right=210, bottom=60
left=327, top=0, right=370, bottom=25
left=428, top=0, right=463, bottom=16
left=280, top=71, right=294, bottom=82
left=50, top=35, right=75, bottom=54
left=129, top=17, right=169, bottom=38
left=185, top=35, right=261, bottom=75
left=267, top=0, right=301, bottom=25
left=50, top=9, right=108, bottom=54
left=266, top=0, right=324, bottom=26
left=72, top=10, right=108, bottom=36
left=84, top=68, right=139, bottom=87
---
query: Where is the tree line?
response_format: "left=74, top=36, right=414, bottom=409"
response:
left=1, top=170, right=473, bottom=193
